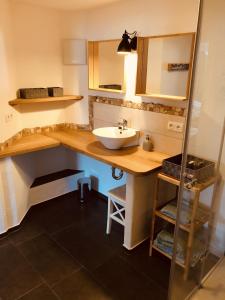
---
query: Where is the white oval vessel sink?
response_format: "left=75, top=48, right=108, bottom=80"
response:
left=93, top=127, right=137, bottom=150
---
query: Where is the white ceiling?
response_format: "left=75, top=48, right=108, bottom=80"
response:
left=13, top=0, right=125, bottom=11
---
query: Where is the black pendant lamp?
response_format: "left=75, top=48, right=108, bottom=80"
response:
left=117, top=30, right=137, bottom=54
left=129, top=35, right=137, bottom=51
left=117, top=30, right=131, bottom=53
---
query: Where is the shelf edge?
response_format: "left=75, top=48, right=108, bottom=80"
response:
left=9, top=95, right=83, bottom=106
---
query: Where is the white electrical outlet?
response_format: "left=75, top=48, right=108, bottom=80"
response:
left=167, top=121, right=184, bottom=133
left=5, top=113, right=14, bottom=123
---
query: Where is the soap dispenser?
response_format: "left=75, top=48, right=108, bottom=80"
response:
left=142, top=134, right=154, bottom=151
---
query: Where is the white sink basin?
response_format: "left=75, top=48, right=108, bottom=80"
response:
left=92, top=127, right=137, bottom=149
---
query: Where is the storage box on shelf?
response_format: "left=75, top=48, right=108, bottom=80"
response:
left=48, top=87, right=63, bottom=97
left=18, top=88, right=48, bottom=99
left=162, top=154, right=215, bottom=182
left=149, top=169, right=216, bottom=280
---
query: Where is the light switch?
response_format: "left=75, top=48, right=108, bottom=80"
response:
left=167, top=121, right=184, bottom=133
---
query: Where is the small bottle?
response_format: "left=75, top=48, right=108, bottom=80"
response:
left=142, top=134, right=154, bottom=151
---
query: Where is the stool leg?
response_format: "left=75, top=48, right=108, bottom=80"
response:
left=106, top=198, right=113, bottom=234
left=88, top=181, right=91, bottom=192
left=80, top=183, right=84, bottom=204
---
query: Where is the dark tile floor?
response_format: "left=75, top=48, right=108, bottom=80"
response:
left=0, top=191, right=170, bottom=300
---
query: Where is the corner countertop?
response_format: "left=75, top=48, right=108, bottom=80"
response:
left=0, top=134, right=61, bottom=159
left=0, top=129, right=170, bottom=175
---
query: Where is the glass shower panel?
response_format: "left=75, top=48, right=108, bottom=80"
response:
left=168, top=0, right=225, bottom=299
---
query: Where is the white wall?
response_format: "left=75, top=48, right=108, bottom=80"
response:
left=85, top=0, right=198, bottom=39
left=0, top=1, right=71, bottom=233
left=0, top=0, right=22, bottom=143
left=2, top=0, right=197, bottom=128
left=0, top=0, right=200, bottom=138
left=0, top=1, right=67, bottom=143
left=61, top=0, right=199, bottom=122
left=0, top=155, right=35, bottom=232
left=61, top=11, right=89, bottom=124
left=11, top=2, right=68, bottom=128
left=12, top=3, right=62, bottom=89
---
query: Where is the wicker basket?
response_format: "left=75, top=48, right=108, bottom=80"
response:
left=19, top=88, right=48, bottom=99
left=48, top=87, right=63, bottom=97
left=162, top=154, right=215, bottom=182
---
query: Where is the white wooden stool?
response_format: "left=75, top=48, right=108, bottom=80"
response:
left=106, top=185, right=126, bottom=234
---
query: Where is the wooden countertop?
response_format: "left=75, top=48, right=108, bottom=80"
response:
left=0, top=134, right=60, bottom=159
left=45, top=130, right=169, bottom=175
left=0, top=129, right=169, bottom=175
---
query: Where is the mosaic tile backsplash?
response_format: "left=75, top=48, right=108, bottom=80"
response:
left=88, top=96, right=186, bottom=129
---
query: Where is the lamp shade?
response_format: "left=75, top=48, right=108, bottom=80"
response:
left=117, top=31, right=131, bottom=53
left=130, top=36, right=137, bottom=51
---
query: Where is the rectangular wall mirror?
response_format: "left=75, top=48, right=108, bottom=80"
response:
left=136, top=33, right=195, bottom=101
left=88, top=40, right=125, bottom=93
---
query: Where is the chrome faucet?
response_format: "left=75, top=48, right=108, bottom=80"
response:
left=118, top=119, right=128, bottom=130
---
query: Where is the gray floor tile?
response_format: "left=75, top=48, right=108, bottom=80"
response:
left=18, top=234, right=81, bottom=286
left=0, top=244, right=42, bottom=300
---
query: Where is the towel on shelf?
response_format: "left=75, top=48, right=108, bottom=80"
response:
left=160, top=200, right=177, bottom=219
left=160, top=199, right=197, bottom=225
left=154, top=229, right=206, bottom=267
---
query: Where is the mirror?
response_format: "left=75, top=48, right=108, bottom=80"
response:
left=88, top=40, right=125, bottom=92
left=136, top=33, right=195, bottom=100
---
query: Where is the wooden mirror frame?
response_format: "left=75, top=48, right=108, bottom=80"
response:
left=88, top=39, right=125, bottom=93
left=136, top=33, right=196, bottom=101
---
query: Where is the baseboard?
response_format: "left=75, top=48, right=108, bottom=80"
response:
left=123, top=236, right=149, bottom=250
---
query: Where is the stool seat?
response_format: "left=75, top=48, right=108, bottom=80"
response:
left=77, top=177, right=91, bottom=186
left=108, top=185, right=126, bottom=205
left=106, top=185, right=126, bottom=235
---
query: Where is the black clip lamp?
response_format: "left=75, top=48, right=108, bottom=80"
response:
left=117, top=30, right=137, bottom=54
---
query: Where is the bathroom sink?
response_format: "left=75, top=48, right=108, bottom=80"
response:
left=92, top=127, right=137, bottom=149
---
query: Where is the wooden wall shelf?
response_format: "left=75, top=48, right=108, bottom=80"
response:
left=9, top=95, right=83, bottom=106
left=136, top=93, right=187, bottom=101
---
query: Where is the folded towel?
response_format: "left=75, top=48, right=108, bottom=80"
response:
left=160, top=199, right=203, bottom=225
left=154, top=229, right=206, bottom=267
left=160, top=200, right=177, bottom=220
